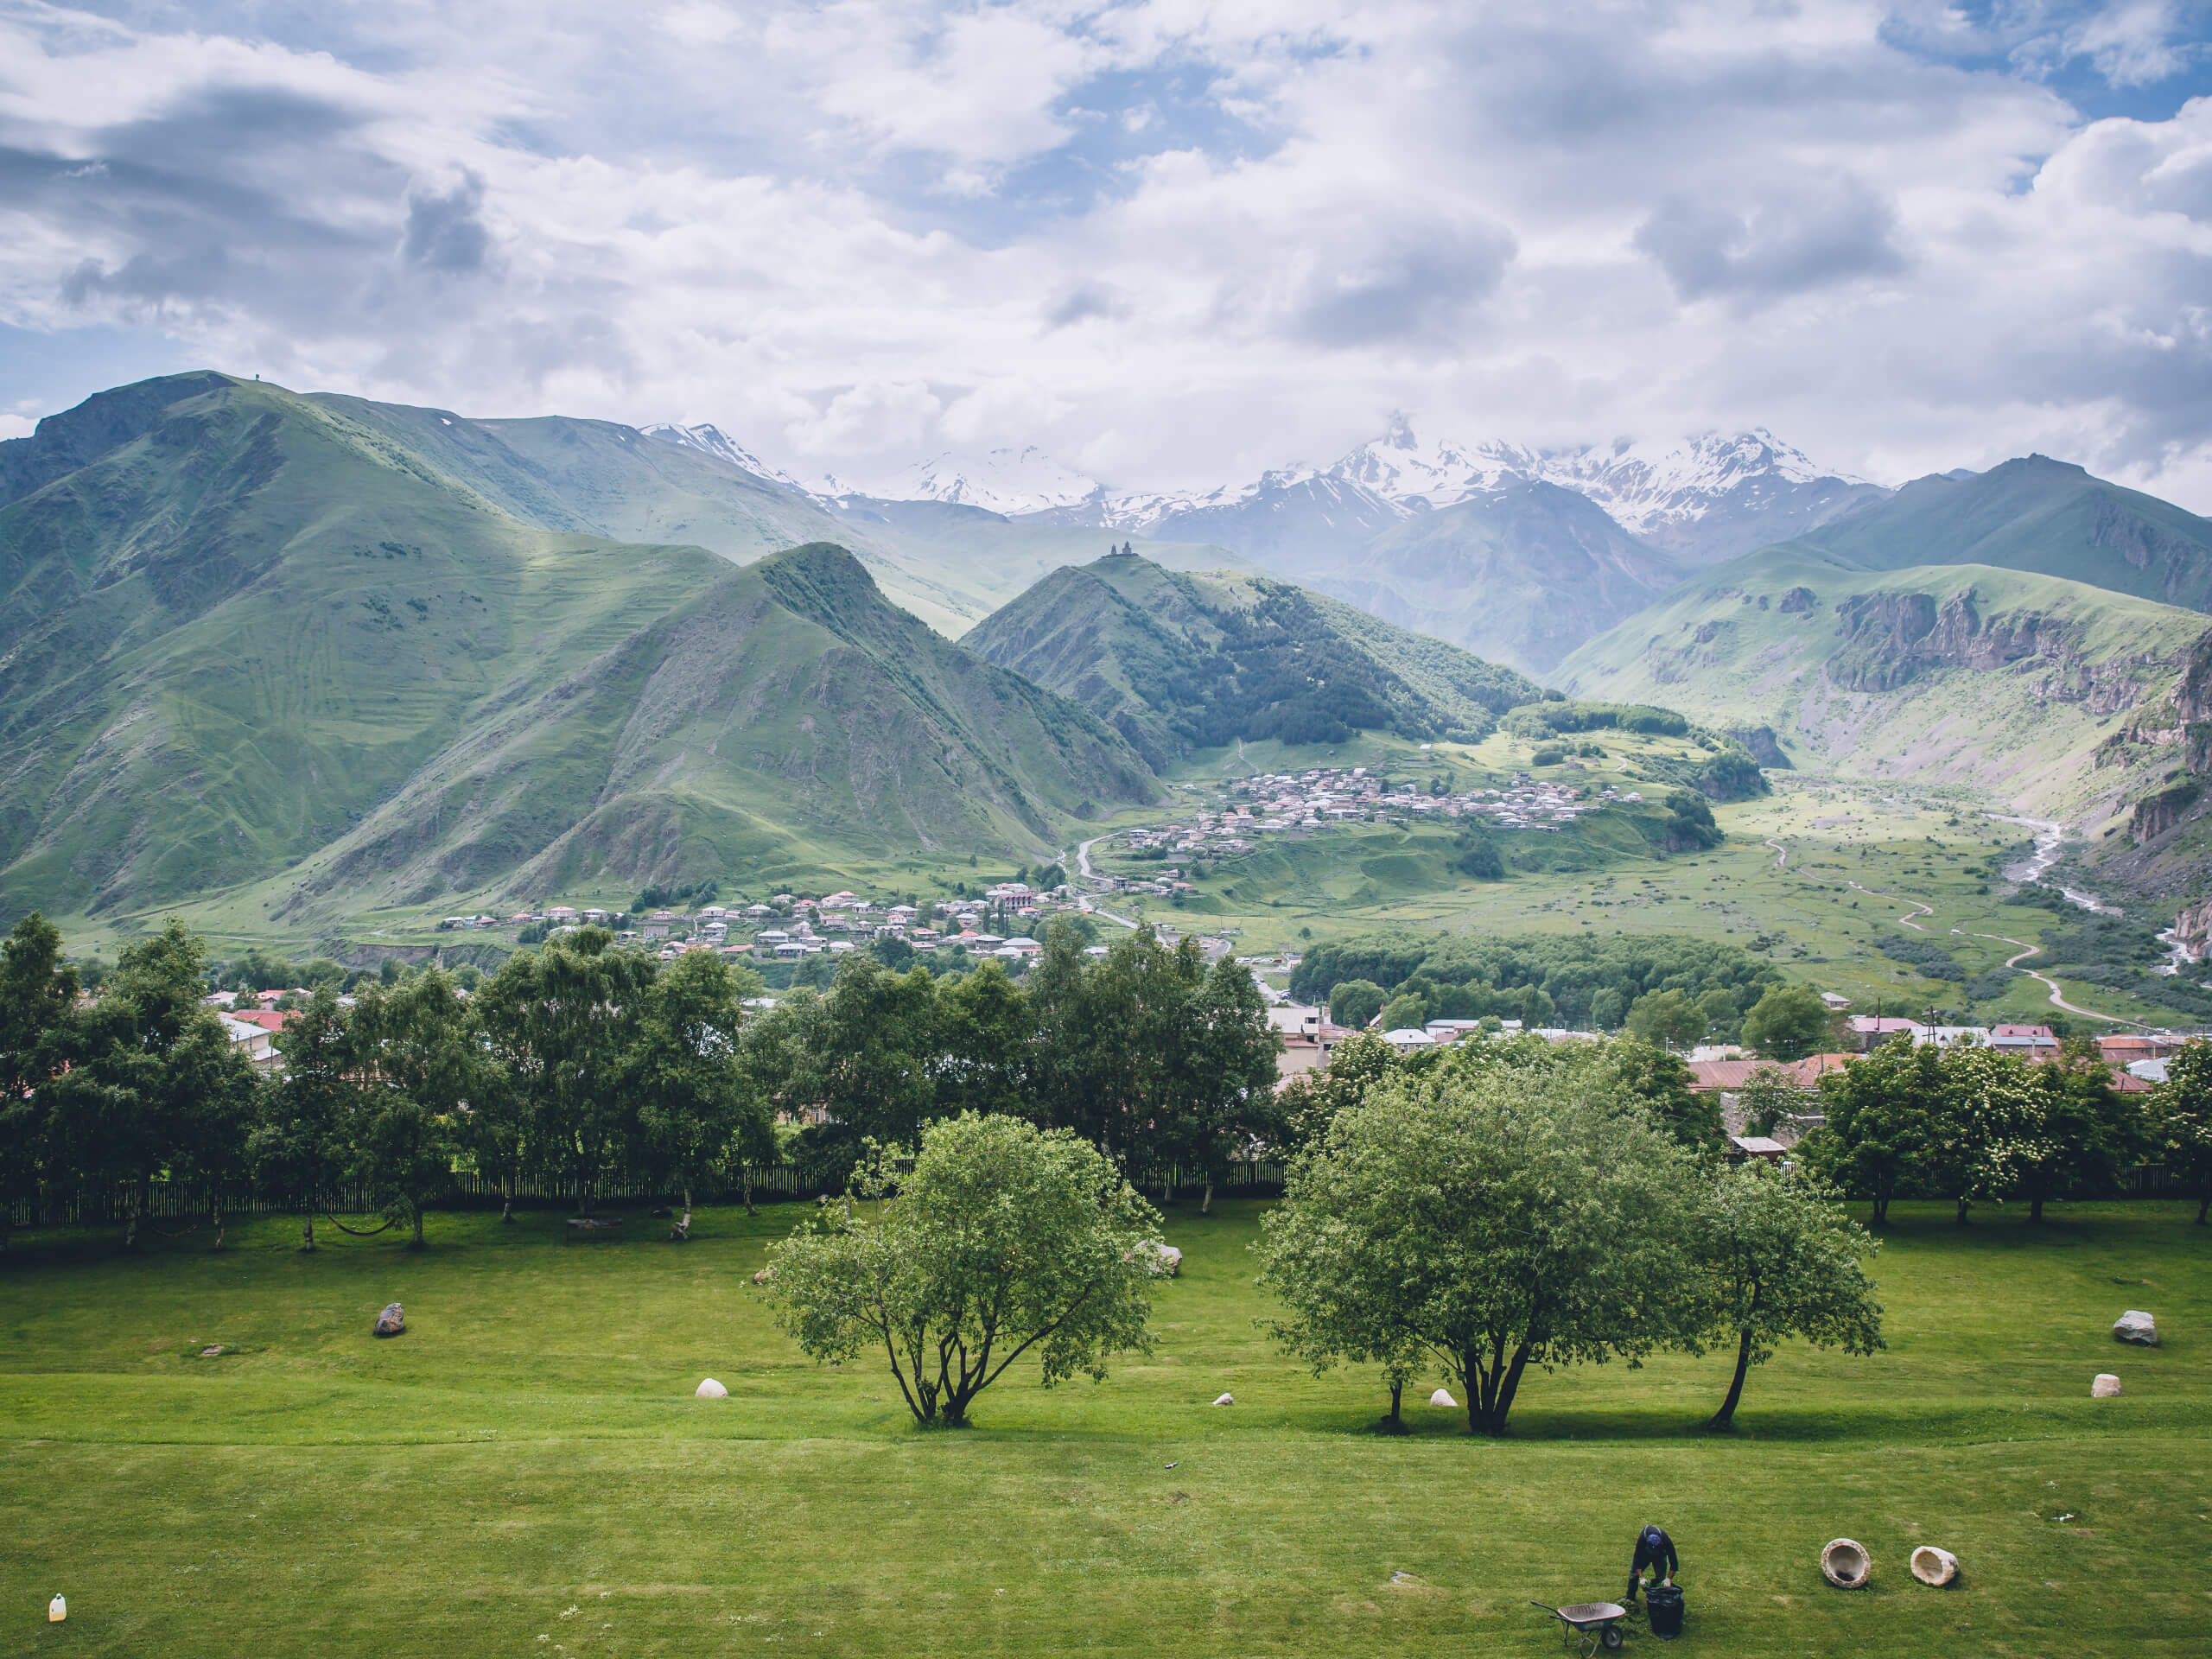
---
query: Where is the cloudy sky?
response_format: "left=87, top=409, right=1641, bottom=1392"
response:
left=3, top=1, right=2211, bottom=503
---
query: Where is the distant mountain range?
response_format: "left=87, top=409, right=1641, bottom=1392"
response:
left=700, top=416, right=1892, bottom=673
left=0, top=374, right=1160, bottom=924
left=17, top=367, right=2212, bottom=929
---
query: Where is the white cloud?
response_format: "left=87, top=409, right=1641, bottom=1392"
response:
left=0, top=1, right=2209, bottom=508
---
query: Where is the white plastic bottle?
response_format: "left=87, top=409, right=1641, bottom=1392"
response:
left=48, top=1594, right=66, bottom=1622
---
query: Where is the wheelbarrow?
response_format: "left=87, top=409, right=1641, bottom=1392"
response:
left=1529, top=1599, right=1628, bottom=1656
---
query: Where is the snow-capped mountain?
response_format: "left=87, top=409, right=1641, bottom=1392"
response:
left=872, top=446, right=1108, bottom=518
left=642, top=423, right=816, bottom=495
left=1321, top=420, right=1886, bottom=562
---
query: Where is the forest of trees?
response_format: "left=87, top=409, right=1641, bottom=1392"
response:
left=0, top=912, right=1281, bottom=1251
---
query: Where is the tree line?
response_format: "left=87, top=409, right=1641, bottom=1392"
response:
left=0, top=912, right=1280, bottom=1251
left=1802, top=1033, right=2212, bottom=1224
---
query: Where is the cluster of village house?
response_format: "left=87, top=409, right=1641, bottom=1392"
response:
left=1265, top=1003, right=2182, bottom=1161
left=1110, top=766, right=1632, bottom=868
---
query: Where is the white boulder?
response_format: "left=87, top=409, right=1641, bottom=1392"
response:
left=1429, top=1389, right=1457, bottom=1408
left=695, top=1377, right=728, bottom=1399
left=2092, top=1373, right=2123, bottom=1398
left=2113, top=1309, right=2158, bottom=1346
left=1211, top=1392, right=1234, bottom=1406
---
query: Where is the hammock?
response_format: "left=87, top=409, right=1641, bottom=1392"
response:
left=321, top=1210, right=403, bottom=1237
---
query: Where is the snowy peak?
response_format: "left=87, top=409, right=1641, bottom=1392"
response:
left=877, top=446, right=1105, bottom=518
left=1329, top=416, right=1529, bottom=509
left=1318, top=418, right=1883, bottom=559
left=642, top=423, right=813, bottom=494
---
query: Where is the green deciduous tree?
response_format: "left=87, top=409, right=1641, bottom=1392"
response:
left=1327, top=979, right=1386, bottom=1030
left=477, top=929, right=650, bottom=1217
left=1804, top=1038, right=1945, bottom=1224
left=1625, top=988, right=1706, bottom=1052
left=0, top=914, right=76, bottom=1251
left=1736, top=1065, right=1804, bottom=1137
left=256, top=987, right=355, bottom=1251
left=1027, top=926, right=1279, bottom=1202
left=349, top=969, right=484, bottom=1247
left=1379, top=993, right=1427, bottom=1032
left=760, top=1113, right=1159, bottom=1427
left=2154, top=1040, right=2212, bottom=1224
left=1693, top=1163, right=1884, bottom=1430
left=44, top=922, right=257, bottom=1249
left=1970, top=1041, right=2144, bottom=1223
left=1610, top=1039, right=1723, bottom=1149
left=1741, top=984, right=1832, bottom=1061
left=1260, top=1038, right=1702, bottom=1436
left=632, top=950, right=771, bottom=1230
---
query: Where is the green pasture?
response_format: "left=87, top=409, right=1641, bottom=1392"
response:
left=3, top=1199, right=2208, bottom=1656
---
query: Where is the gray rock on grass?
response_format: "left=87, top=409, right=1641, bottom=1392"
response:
left=2113, top=1309, right=2158, bottom=1345
left=373, top=1302, right=405, bottom=1338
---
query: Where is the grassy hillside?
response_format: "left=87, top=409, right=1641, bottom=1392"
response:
left=1792, top=454, right=2212, bottom=612
left=1314, top=480, right=1685, bottom=675
left=1554, top=547, right=2209, bottom=816
left=3, top=1202, right=2209, bottom=1656
left=960, top=552, right=1542, bottom=769
left=0, top=375, right=1155, bottom=926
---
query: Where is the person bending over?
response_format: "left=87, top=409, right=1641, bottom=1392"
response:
left=1625, top=1524, right=1677, bottom=1604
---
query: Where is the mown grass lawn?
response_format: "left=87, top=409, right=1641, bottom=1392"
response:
left=3, top=1198, right=2208, bottom=1657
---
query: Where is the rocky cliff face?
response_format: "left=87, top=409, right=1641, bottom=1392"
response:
left=1824, top=587, right=2162, bottom=716
left=2167, top=895, right=2212, bottom=960
left=2131, top=780, right=2203, bottom=846
left=1829, top=588, right=2074, bottom=691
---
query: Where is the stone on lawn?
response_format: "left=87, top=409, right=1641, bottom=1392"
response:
left=2113, top=1309, right=2158, bottom=1346
left=1820, top=1538, right=1870, bottom=1590
left=1910, top=1546, right=1959, bottom=1587
left=695, top=1378, right=728, bottom=1399
left=1429, top=1389, right=1457, bottom=1408
left=372, top=1302, right=405, bottom=1338
left=2092, top=1373, right=2123, bottom=1398
left=1212, top=1393, right=1234, bottom=1407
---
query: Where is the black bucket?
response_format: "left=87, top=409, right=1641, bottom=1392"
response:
left=1646, top=1585, right=1684, bottom=1640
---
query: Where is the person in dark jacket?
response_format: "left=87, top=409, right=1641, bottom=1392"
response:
left=1625, top=1525, right=1677, bottom=1603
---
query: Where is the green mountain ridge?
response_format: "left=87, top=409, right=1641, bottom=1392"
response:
left=1554, top=544, right=2211, bottom=817
left=958, top=552, right=1545, bottom=769
left=1783, top=454, right=2212, bottom=612
left=0, top=374, right=1156, bottom=926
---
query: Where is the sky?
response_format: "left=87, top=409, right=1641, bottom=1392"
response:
left=3, top=1, right=2211, bottom=505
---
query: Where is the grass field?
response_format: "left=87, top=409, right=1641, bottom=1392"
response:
left=3, top=1198, right=2208, bottom=1656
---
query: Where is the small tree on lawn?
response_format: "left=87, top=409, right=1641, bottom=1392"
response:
left=760, top=1113, right=1159, bottom=1427
left=2153, top=1040, right=2212, bottom=1224
left=1259, top=1160, right=1427, bottom=1430
left=1693, top=1161, right=1884, bottom=1430
left=1259, top=1037, right=1703, bottom=1436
